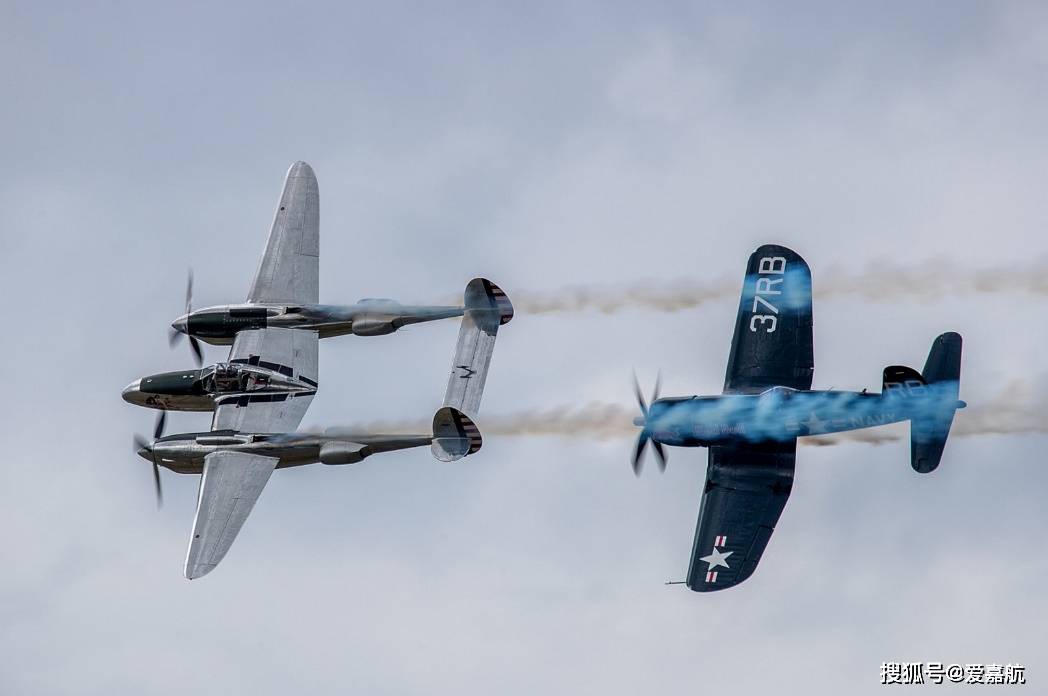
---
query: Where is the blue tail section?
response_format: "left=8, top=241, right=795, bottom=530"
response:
left=910, top=332, right=963, bottom=473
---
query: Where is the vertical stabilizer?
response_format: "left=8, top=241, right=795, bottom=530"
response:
left=431, top=407, right=483, bottom=462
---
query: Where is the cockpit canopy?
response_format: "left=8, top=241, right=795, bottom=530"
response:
left=760, top=386, right=799, bottom=398
left=199, top=363, right=273, bottom=393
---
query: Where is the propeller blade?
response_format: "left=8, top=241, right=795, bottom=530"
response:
left=632, top=370, right=648, bottom=416
left=152, top=462, right=163, bottom=509
left=631, top=371, right=668, bottom=476
left=184, top=269, right=194, bottom=315
left=631, top=432, right=649, bottom=477
left=189, top=336, right=203, bottom=366
left=652, top=440, right=667, bottom=472
left=133, top=426, right=163, bottom=509
left=169, top=269, right=195, bottom=361
left=153, top=410, right=167, bottom=440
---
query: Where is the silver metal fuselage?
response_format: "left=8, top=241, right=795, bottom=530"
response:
left=171, top=302, right=464, bottom=345
left=138, top=431, right=431, bottom=474
left=122, top=362, right=317, bottom=412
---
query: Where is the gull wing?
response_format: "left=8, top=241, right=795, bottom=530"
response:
left=184, top=451, right=279, bottom=580
left=724, top=244, right=813, bottom=394
left=685, top=441, right=796, bottom=592
left=247, top=161, right=319, bottom=305
left=212, top=327, right=318, bottom=433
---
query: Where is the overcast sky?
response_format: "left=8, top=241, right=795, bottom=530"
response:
left=2, top=2, right=1046, bottom=693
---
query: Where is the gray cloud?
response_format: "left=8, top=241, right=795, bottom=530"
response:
left=455, top=259, right=1048, bottom=315
left=2, top=2, right=1047, bottom=694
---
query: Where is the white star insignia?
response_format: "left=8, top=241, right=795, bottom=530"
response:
left=700, top=547, right=733, bottom=570
left=803, top=412, right=823, bottom=433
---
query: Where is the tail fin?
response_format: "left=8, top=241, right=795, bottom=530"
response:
left=922, top=331, right=963, bottom=384
left=910, top=332, right=964, bottom=473
left=441, top=278, right=513, bottom=419
left=431, top=406, right=483, bottom=461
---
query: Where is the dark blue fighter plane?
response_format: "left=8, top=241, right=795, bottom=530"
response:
left=631, top=244, right=964, bottom=592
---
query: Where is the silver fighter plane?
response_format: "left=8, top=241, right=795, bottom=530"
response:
left=168, top=161, right=489, bottom=365
left=125, top=161, right=513, bottom=580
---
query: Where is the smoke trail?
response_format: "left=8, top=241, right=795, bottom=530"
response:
left=331, top=402, right=636, bottom=441
left=336, top=384, right=1047, bottom=448
left=495, top=258, right=1048, bottom=316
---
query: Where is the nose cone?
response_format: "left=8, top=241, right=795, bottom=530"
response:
left=122, top=379, right=143, bottom=404
left=136, top=445, right=153, bottom=461
left=171, top=314, right=189, bottom=334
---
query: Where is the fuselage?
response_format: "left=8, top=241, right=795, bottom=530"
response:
left=138, top=431, right=431, bottom=474
left=643, top=383, right=962, bottom=447
left=171, top=301, right=464, bottom=345
left=122, top=362, right=317, bottom=411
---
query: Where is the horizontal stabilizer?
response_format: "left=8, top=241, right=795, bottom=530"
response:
left=910, top=332, right=963, bottom=474
left=441, top=278, right=512, bottom=418
left=431, top=406, right=482, bottom=461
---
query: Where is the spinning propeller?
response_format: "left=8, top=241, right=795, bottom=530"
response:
left=631, top=371, right=666, bottom=476
left=169, top=270, right=203, bottom=366
left=133, top=410, right=166, bottom=509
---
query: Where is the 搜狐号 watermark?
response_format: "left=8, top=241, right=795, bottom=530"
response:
left=880, top=662, right=1025, bottom=685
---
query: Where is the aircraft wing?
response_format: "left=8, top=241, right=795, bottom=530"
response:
left=723, top=244, right=813, bottom=393
left=246, top=161, right=319, bottom=305
left=685, top=441, right=796, bottom=592
left=212, top=327, right=318, bottom=433
left=184, top=451, right=278, bottom=579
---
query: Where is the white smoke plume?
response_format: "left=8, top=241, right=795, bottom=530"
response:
left=339, top=381, right=1047, bottom=448
left=492, top=258, right=1048, bottom=315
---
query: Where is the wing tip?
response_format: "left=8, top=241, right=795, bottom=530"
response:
left=750, top=243, right=809, bottom=270
left=184, top=562, right=215, bottom=580
left=685, top=568, right=756, bottom=593
left=288, top=160, right=316, bottom=178
left=686, top=582, right=739, bottom=593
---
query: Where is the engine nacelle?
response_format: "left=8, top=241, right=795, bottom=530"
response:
left=350, top=314, right=398, bottom=336
left=319, top=441, right=369, bottom=465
